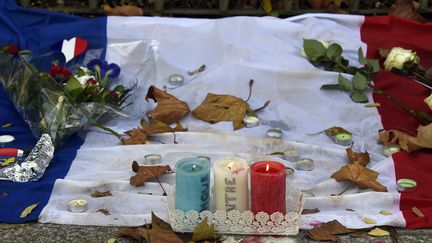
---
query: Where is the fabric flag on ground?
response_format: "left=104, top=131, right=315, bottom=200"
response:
left=0, top=0, right=431, bottom=229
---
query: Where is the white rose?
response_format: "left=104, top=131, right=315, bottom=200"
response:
left=424, top=93, right=432, bottom=111
left=383, top=47, right=420, bottom=71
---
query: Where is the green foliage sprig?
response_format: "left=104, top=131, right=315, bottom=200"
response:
left=303, top=39, right=380, bottom=103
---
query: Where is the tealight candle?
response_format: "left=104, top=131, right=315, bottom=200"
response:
left=383, top=145, right=401, bottom=157
left=397, top=178, right=417, bottom=193
left=68, top=199, right=88, bottom=213
left=0, top=135, right=15, bottom=144
left=175, top=157, right=211, bottom=212
left=283, top=150, right=300, bottom=161
left=243, top=116, right=259, bottom=128
left=266, top=129, right=283, bottom=139
left=213, top=157, right=249, bottom=211
left=251, top=161, right=286, bottom=214
left=334, top=133, right=352, bottom=146
left=168, top=73, right=184, bottom=86
left=296, top=158, right=314, bottom=171
left=144, top=154, right=161, bottom=165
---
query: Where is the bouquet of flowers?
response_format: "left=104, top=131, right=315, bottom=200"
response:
left=0, top=44, right=133, bottom=147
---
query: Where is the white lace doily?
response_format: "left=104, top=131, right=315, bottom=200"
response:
left=166, top=186, right=304, bottom=235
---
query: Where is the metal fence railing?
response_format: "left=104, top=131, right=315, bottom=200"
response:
left=17, top=0, right=432, bottom=17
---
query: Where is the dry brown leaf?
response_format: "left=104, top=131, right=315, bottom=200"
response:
left=192, top=93, right=250, bottom=130
left=123, top=119, right=187, bottom=145
left=379, top=124, right=432, bottom=152
left=118, top=227, right=147, bottom=241
left=97, top=209, right=111, bottom=215
left=130, top=161, right=172, bottom=187
left=389, top=0, right=427, bottom=23
left=191, top=218, right=217, bottom=242
left=91, top=191, right=112, bottom=198
left=302, top=208, right=320, bottom=215
left=346, top=147, right=370, bottom=166
left=103, top=4, right=144, bottom=16
left=146, top=86, right=190, bottom=125
left=345, top=208, right=355, bottom=212
left=307, top=220, right=354, bottom=241
left=145, top=212, right=183, bottom=243
left=331, top=163, right=388, bottom=192
left=20, top=203, right=39, bottom=218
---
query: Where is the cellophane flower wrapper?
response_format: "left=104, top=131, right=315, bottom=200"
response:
left=0, top=40, right=158, bottom=147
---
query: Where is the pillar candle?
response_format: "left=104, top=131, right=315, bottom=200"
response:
left=251, top=161, right=286, bottom=214
left=175, top=157, right=211, bottom=212
left=213, top=157, right=249, bottom=211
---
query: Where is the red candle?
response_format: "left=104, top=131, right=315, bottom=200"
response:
left=251, top=161, right=286, bottom=214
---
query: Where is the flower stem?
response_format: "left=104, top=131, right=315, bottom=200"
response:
left=91, top=120, right=124, bottom=141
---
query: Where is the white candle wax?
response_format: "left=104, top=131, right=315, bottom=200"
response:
left=213, top=157, right=249, bottom=211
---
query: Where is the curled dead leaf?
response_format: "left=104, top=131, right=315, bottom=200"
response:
left=379, top=123, right=432, bottom=152
left=146, top=86, right=190, bottom=125
left=103, top=4, right=144, bottom=16
left=331, top=163, right=388, bottom=192
left=192, top=93, right=250, bottom=130
left=130, top=161, right=172, bottom=187
left=145, top=212, right=183, bottom=243
left=123, top=119, right=187, bottom=145
left=118, top=227, right=147, bottom=241
left=302, top=208, right=320, bottom=215
left=389, top=0, right=427, bottom=23
left=307, top=220, right=353, bottom=241
left=97, top=209, right=111, bottom=215
left=346, top=147, right=370, bottom=166
left=20, top=203, right=39, bottom=218
left=91, top=191, right=112, bottom=198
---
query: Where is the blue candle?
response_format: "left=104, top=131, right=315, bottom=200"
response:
left=175, top=157, right=211, bottom=212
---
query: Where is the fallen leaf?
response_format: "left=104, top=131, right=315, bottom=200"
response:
left=346, top=147, right=370, bottom=166
left=331, top=163, right=388, bottom=192
left=91, top=191, right=112, bottom=198
left=20, top=203, right=39, bottom=218
left=191, top=218, right=217, bottom=242
left=130, top=161, right=172, bottom=187
left=412, top=207, right=425, bottom=217
left=368, top=227, right=390, bottom=237
left=1, top=122, right=12, bottom=128
left=379, top=210, right=392, bottom=216
left=262, top=0, right=273, bottom=14
left=307, top=220, right=354, bottom=241
left=103, top=4, right=144, bottom=16
left=345, top=208, right=355, bottom=212
left=389, top=0, right=427, bottom=23
left=192, top=93, right=251, bottom=130
left=97, top=209, right=111, bottom=215
left=123, top=119, right=187, bottom=145
left=363, top=217, right=377, bottom=224
left=379, top=124, right=432, bottom=152
left=302, top=208, right=320, bottom=215
left=118, top=228, right=147, bottom=241
left=146, top=86, right=190, bottom=125
left=309, top=126, right=351, bottom=136
left=145, top=212, right=183, bottom=243
left=107, top=238, right=116, bottom=243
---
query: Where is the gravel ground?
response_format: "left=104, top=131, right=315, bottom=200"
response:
left=1, top=223, right=432, bottom=243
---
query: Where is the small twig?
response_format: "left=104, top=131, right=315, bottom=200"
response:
left=150, top=168, right=167, bottom=196
left=246, top=79, right=254, bottom=102
left=333, top=184, right=354, bottom=196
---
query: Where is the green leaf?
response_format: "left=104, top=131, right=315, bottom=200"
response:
left=114, top=85, right=125, bottom=92
left=76, top=68, right=86, bottom=77
left=338, top=74, right=353, bottom=91
left=350, top=91, right=369, bottom=103
left=358, top=48, right=366, bottom=65
left=352, top=72, right=368, bottom=91
left=303, top=39, right=326, bottom=61
left=326, top=43, right=343, bottom=61
left=64, top=77, right=84, bottom=100
left=366, top=59, right=380, bottom=73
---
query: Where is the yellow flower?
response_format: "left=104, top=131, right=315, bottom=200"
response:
left=424, top=93, right=432, bottom=110
left=383, top=47, right=420, bottom=71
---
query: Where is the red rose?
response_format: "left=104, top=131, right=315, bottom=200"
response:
left=4, top=45, right=19, bottom=55
left=49, top=65, right=72, bottom=79
left=86, top=78, right=98, bottom=85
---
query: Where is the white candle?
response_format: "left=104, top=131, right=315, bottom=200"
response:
left=213, top=157, right=249, bottom=211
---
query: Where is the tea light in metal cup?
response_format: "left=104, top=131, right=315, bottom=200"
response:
left=196, top=155, right=211, bottom=162
left=144, top=154, right=162, bottom=165
left=286, top=166, right=294, bottom=176
left=296, top=158, right=314, bottom=171
left=168, top=73, right=185, bottom=86
left=283, top=150, right=300, bottom=161
left=334, top=133, right=352, bottom=146
left=383, top=145, right=401, bottom=157
left=266, top=129, right=283, bottom=139
left=0, top=135, right=15, bottom=144
left=243, top=116, right=259, bottom=128
left=397, top=178, right=417, bottom=193
left=68, top=199, right=88, bottom=213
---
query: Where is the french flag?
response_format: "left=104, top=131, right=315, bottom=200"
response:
left=0, top=0, right=431, bottom=229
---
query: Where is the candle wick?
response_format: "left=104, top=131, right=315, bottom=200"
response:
left=192, top=164, right=196, bottom=171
